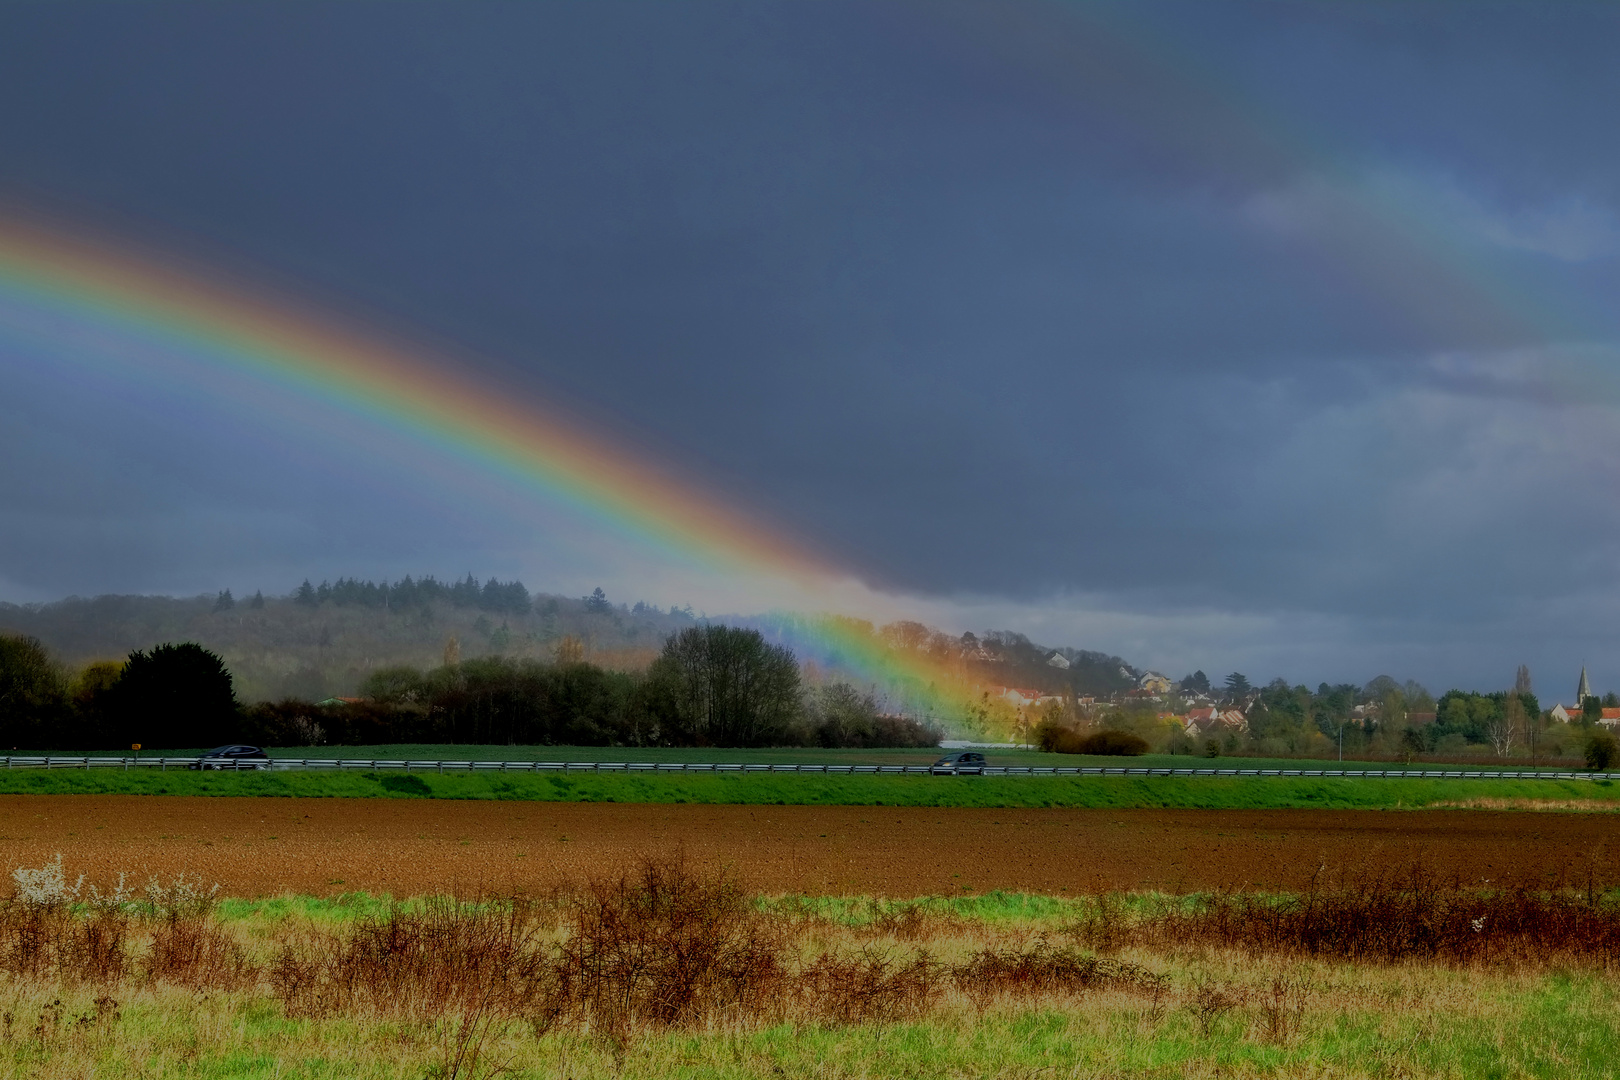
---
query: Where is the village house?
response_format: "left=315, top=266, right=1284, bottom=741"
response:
left=1183, top=706, right=1249, bottom=740
left=1549, top=703, right=1620, bottom=728
left=1138, top=672, right=1172, bottom=695
left=995, top=686, right=1048, bottom=709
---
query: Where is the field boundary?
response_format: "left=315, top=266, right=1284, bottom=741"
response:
left=3, top=755, right=1615, bottom=781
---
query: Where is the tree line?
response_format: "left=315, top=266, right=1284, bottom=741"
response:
left=0, top=626, right=940, bottom=752
left=293, top=574, right=534, bottom=616
left=1022, top=666, right=1618, bottom=768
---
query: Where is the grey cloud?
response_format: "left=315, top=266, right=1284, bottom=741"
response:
left=4, top=2, right=1620, bottom=687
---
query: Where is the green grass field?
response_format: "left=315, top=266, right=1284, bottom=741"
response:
left=1, top=765, right=1615, bottom=810
left=10, top=977, right=1614, bottom=1079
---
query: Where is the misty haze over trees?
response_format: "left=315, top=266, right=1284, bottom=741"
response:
left=0, top=577, right=695, bottom=702
left=0, top=578, right=1145, bottom=705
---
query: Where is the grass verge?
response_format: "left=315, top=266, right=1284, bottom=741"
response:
left=0, top=767, right=1616, bottom=810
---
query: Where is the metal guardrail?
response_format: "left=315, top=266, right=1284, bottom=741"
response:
left=1, top=756, right=1616, bottom=781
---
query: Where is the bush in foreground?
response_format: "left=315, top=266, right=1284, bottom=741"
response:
left=1036, top=723, right=1149, bottom=756
left=1586, top=728, right=1618, bottom=771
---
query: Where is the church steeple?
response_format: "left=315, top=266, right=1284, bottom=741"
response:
left=1577, top=666, right=1592, bottom=703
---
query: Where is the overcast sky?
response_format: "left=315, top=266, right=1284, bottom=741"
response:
left=5, top=2, right=1620, bottom=694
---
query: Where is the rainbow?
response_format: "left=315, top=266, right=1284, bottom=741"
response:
left=0, top=216, right=838, bottom=586
left=0, top=215, right=998, bottom=720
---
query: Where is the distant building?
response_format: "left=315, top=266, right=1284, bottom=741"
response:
left=1551, top=702, right=1620, bottom=727
left=997, top=687, right=1047, bottom=708
left=1183, top=707, right=1248, bottom=739
left=1184, top=707, right=1219, bottom=728
left=1139, top=672, right=1172, bottom=695
left=1046, top=651, right=1071, bottom=670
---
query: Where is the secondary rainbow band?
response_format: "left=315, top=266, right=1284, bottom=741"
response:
left=0, top=218, right=834, bottom=587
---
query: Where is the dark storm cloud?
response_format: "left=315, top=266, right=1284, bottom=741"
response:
left=4, top=1, right=1620, bottom=685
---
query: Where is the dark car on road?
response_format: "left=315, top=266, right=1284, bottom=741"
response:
left=189, top=745, right=272, bottom=770
left=930, top=751, right=987, bottom=775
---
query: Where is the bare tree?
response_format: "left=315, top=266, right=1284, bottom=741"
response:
left=1488, top=694, right=1524, bottom=758
left=1513, top=665, right=1542, bottom=764
left=648, top=625, right=801, bottom=745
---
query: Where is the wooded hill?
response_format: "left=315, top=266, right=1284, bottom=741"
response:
left=0, top=577, right=1145, bottom=705
left=0, top=579, right=695, bottom=702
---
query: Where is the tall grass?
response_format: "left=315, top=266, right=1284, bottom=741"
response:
left=6, top=856, right=1620, bottom=1078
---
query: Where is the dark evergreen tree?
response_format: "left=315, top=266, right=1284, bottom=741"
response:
left=249, top=590, right=265, bottom=610
left=112, top=643, right=239, bottom=749
left=450, top=573, right=482, bottom=607
left=295, top=580, right=317, bottom=606
left=212, top=589, right=235, bottom=612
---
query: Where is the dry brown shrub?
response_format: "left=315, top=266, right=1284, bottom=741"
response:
left=144, top=916, right=257, bottom=991
left=1255, top=974, right=1309, bottom=1043
left=536, top=856, right=786, bottom=1033
left=1189, top=981, right=1244, bottom=1036
left=859, top=900, right=961, bottom=941
left=1066, top=892, right=1130, bottom=955
left=3, top=858, right=257, bottom=993
left=274, top=857, right=788, bottom=1039
left=796, top=948, right=943, bottom=1023
left=1075, top=863, right=1620, bottom=966
left=272, top=896, right=550, bottom=1020
left=264, top=857, right=1193, bottom=1037
left=0, top=904, right=129, bottom=985
left=953, top=938, right=1164, bottom=1004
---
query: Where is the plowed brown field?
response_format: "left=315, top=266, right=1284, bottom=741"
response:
left=2, top=795, right=1613, bottom=897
